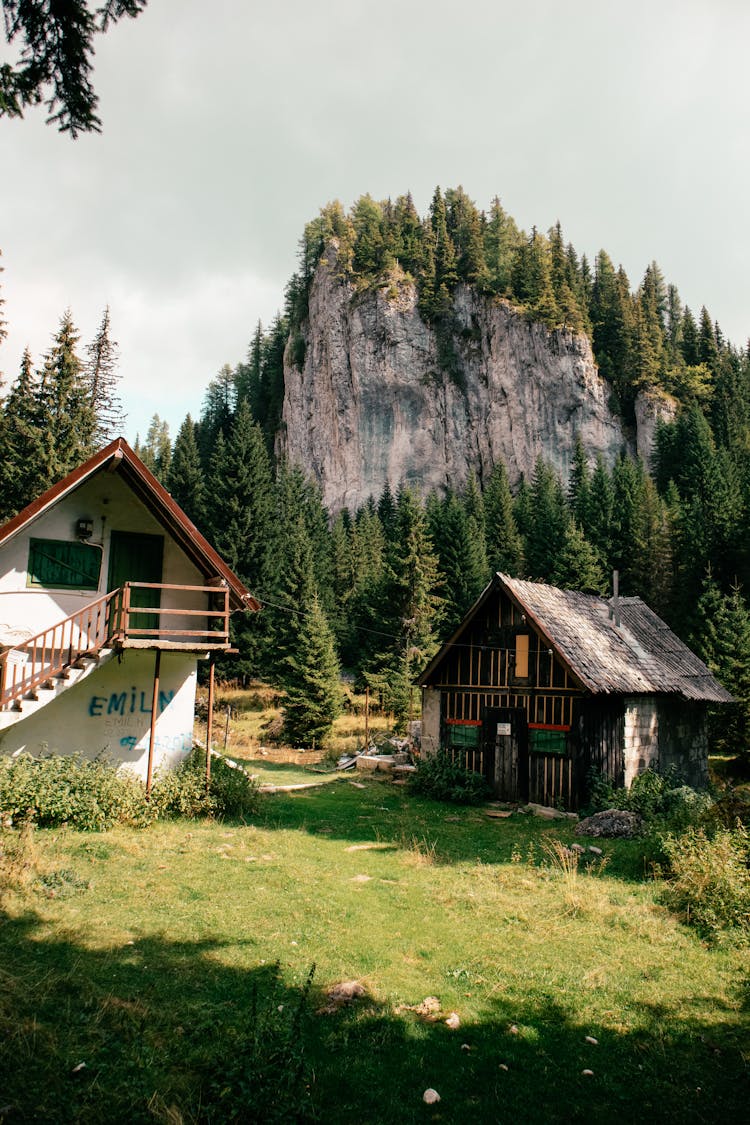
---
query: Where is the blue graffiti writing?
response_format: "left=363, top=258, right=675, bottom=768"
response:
left=89, top=688, right=175, bottom=718
left=119, top=736, right=138, bottom=752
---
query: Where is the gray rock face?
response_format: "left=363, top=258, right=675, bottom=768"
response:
left=280, top=257, right=647, bottom=514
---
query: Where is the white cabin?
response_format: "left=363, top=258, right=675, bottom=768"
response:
left=0, top=439, right=257, bottom=783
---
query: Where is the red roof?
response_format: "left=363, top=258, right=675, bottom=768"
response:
left=0, top=438, right=259, bottom=612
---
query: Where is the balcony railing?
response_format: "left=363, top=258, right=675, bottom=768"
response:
left=0, top=582, right=231, bottom=711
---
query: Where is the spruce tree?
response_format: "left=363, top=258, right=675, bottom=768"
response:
left=525, top=458, right=568, bottom=580
left=364, top=488, right=443, bottom=727
left=37, top=309, right=96, bottom=484
left=206, top=400, right=274, bottom=590
left=483, top=197, right=522, bottom=297
left=85, top=306, right=124, bottom=443
left=428, top=490, right=487, bottom=635
left=0, top=347, right=47, bottom=517
left=138, top=414, right=171, bottom=482
left=167, top=414, right=205, bottom=527
left=281, top=591, right=342, bottom=748
left=692, top=574, right=750, bottom=759
left=551, top=521, right=606, bottom=594
left=484, top=461, right=524, bottom=576
left=586, top=455, right=615, bottom=567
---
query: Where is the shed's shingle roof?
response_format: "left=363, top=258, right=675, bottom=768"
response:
left=421, top=574, right=733, bottom=704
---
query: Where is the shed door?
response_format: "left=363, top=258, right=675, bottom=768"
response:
left=483, top=707, right=529, bottom=802
left=108, top=531, right=164, bottom=632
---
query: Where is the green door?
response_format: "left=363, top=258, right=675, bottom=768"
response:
left=108, top=531, right=164, bottom=635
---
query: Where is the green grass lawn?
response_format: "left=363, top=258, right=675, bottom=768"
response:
left=1, top=779, right=748, bottom=1123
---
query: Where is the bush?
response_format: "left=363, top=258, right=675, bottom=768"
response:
left=0, top=753, right=152, bottom=831
left=152, top=747, right=262, bottom=821
left=661, top=825, right=750, bottom=942
left=208, top=753, right=263, bottom=820
left=408, top=750, right=491, bottom=805
left=0, top=748, right=263, bottom=831
left=585, top=767, right=712, bottom=833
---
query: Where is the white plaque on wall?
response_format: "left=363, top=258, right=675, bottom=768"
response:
left=497, top=722, right=512, bottom=736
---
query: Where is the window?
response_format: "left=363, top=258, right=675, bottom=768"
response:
left=27, top=538, right=101, bottom=590
left=514, top=632, right=529, bottom=678
left=529, top=728, right=567, bottom=755
left=446, top=722, right=480, bottom=748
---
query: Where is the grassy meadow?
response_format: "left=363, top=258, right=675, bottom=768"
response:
left=1, top=775, right=748, bottom=1123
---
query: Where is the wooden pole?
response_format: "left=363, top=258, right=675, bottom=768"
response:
left=146, top=649, right=161, bottom=799
left=205, top=655, right=216, bottom=792
left=364, top=686, right=370, bottom=751
left=223, top=705, right=231, bottom=751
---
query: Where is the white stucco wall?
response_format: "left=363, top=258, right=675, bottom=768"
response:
left=421, top=687, right=441, bottom=757
left=0, top=649, right=197, bottom=778
left=0, top=472, right=210, bottom=640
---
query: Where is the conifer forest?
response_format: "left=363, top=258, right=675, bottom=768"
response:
left=2, top=189, right=750, bottom=754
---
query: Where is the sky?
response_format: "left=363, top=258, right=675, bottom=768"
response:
left=1, top=0, right=749, bottom=444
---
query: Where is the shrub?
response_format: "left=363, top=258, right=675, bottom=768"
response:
left=661, top=825, right=750, bottom=942
left=0, top=753, right=152, bottom=831
left=208, top=753, right=263, bottom=820
left=585, top=767, right=712, bottom=833
left=0, top=747, right=262, bottom=831
left=408, top=750, right=491, bottom=805
left=152, top=746, right=262, bottom=822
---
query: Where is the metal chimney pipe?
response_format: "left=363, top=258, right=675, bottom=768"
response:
left=612, top=570, right=621, bottom=628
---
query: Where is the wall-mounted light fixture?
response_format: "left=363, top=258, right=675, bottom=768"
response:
left=76, top=518, right=94, bottom=541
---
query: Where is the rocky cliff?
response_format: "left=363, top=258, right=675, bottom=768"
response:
left=279, top=254, right=673, bottom=514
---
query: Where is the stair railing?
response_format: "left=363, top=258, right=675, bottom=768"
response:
left=0, top=589, right=122, bottom=711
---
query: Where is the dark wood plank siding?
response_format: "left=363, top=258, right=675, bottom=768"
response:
left=571, top=698, right=625, bottom=801
left=529, top=753, right=575, bottom=809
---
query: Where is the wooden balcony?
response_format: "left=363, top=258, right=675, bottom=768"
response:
left=0, top=582, right=233, bottom=711
left=108, top=582, right=232, bottom=651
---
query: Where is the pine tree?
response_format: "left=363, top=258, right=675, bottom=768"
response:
left=483, top=461, right=524, bottom=576
left=525, top=458, right=568, bottom=580
left=551, top=521, right=606, bottom=594
left=281, top=591, right=342, bottom=748
left=364, top=488, right=443, bottom=727
left=568, top=436, right=592, bottom=531
left=166, top=414, right=205, bottom=527
left=692, top=574, right=750, bottom=758
left=483, top=197, right=522, bottom=297
left=37, top=309, right=96, bottom=484
left=138, top=414, right=171, bottom=482
left=586, top=455, right=615, bottom=567
left=0, top=347, right=47, bottom=517
left=428, top=490, right=486, bottom=636
left=85, top=306, right=124, bottom=443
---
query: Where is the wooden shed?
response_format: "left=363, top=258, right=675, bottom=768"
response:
left=417, top=573, right=732, bottom=810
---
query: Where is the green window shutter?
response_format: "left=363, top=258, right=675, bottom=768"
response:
left=529, top=728, right=567, bottom=755
left=447, top=723, right=480, bottom=748
left=28, top=539, right=101, bottom=590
